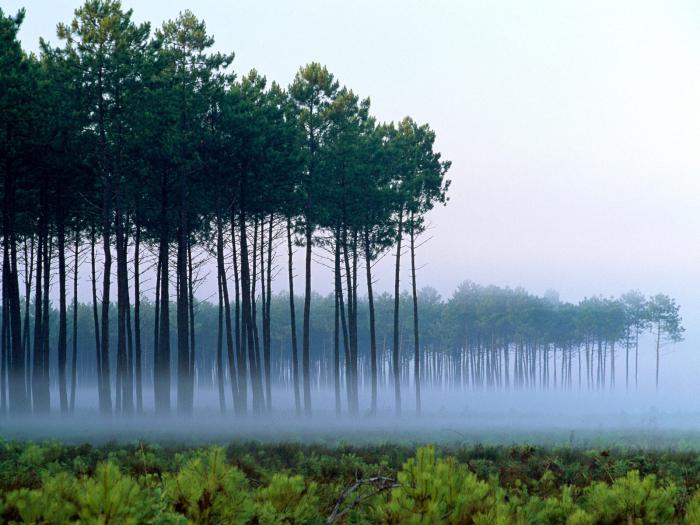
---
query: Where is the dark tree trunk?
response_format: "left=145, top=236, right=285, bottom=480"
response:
left=341, top=230, right=358, bottom=415
left=22, top=236, right=33, bottom=408
left=239, top=178, right=263, bottom=412
left=410, top=216, right=420, bottom=415
left=286, top=218, right=301, bottom=415
left=31, top=189, right=47, bottom=413
left=215, top=232, right=226, bottom=413
left=155, top=174, right=171, bottom=414
left=251, top=219, right=262, bottom=411
left=258, top=218, right=270, bottom=411
left=69, top=230, right=79, bottom=413
left=333, top=233, right=342, bottom=416
left=217, top=217, right=238, bottom=412
left=176, top=203, right=191, bottom=415
left=363, top=228, right=378, bottom=416
left=133, top=222, right=143, bottom=413
left=264, top=215, right=273, bottom=411
left=187, top=236, right=196, bottom=407
left=231, top=215, right=246, bottom=411
left=392, top=209, right=404, bottom=415
left=302, top=223, right=312, bottom=415
left=90, top=226, right=102, bottom=411
left=57, top=214, right=68, bottom=413
left=3, top=168, right=29, bottom=413
left=40, top=232, right=51, bottom=412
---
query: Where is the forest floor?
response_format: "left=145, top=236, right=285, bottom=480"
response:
left=2, top=437, right=700, bottom=523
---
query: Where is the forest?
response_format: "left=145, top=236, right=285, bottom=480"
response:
left=3, top=2, right=698, bottom=524
left=0, top=2, right=685, bottom=420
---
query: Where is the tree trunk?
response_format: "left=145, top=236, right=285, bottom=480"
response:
left=69, top=230, right=79, bottom=413
left=231, top=215, right=246, bottom=411
left=90, top=226, right=102, bottom=412
left=302, top=222, right=312, bottom=415
left=239, top=178, right=263, bottom=412
left=31, top=201, right=46, bottom=413
left=187, top=236, right=196, bottom=408
left=216, top=248, right=226, bottom=413
left=286, top=218, right=301, bottom=415
left=264, top=215, right=273, bottom=411
left=409, top=217, right=420, bottom=415
left=133, top=222, right=143, bottom=413
left=216, top=217, right=237, bottom=412
left=176, top=205, right=191, bottom=415
left=392, top=209, right=404, bottom=415
left=21, top=236, right=33, bottom=409
left=155, top=174, right=170, bottom=414
left=363, top=229, right=378, bottom=416
left=57, top=214, right=68, bottom=413
left=250, top=219, right=264, bottom=412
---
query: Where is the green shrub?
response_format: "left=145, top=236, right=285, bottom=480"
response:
left=580, top=470, right=677, bottom=524
left=164, top=447, right=252, bottom=524
left=253, top=473, right=321, bottom=524
left=377, top=445, right=510, bottom=524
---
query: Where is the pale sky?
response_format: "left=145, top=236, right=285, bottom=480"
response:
left=7, top=1, right=700, bottom=384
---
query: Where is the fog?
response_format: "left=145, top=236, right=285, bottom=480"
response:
left=3, top=1, right=699, bottom=444
left=2, top=334, right=696, bottom=447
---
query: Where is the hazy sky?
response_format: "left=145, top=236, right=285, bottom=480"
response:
left=7, top=1, right=700, bottom=320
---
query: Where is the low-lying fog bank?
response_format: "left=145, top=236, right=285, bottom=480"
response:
left=3, top=387, right=700, bottom=447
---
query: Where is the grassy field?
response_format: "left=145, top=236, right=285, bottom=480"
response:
left=3, top=438, right=700, bottom=523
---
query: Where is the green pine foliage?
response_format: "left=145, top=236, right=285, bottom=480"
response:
left=3, top=440, right=700, bottom=523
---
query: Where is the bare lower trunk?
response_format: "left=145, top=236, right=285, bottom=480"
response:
left=286, top=218, right=301, bottom=415
left=392, top=209, right=403, bottom=415
left=302, top=223, right=312, bottom=415
left=69, top=230, right=79, bottom=413
left=363, top=229, right=378, bottom=416
left=410, top=217, right=420, bottom=415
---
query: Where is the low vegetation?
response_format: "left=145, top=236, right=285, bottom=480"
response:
left=3, top=440, right=700, bottom=523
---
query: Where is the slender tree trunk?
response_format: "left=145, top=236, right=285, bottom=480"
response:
left=187, top=235, right=196, bottom=409
left=31, top=201, right=46, bottom=413
left=302, top=221, right=313, bottom=415
left=122, top=220, right=134, bottom=415
left=22, top=236, right=33, bottom=408
left=217, top=217, right=237, bottom=412
left=3, top=168, right=29, bottom=413
left=259, top=218, right=271, bottom=411
left=342, top=229, right=358, bottom=415
left=133, top=222, right=143, bottom=413
left=216, top=256, right=226, bottom=413
left=364, top=229, right=378, bottom=416
left=231, top=215, right=246, bottom=411
left=40, top=232, right=51, bottom=412
left=155, top=175, right=170, bottom=414
left=69, top=230, right=79, bottom=413
left=57, top=214, right=68, bottom=413
left=286, top=218, right=301, bottom=415
left=100, top=177, right=113, bottom=415
left=333, top=256, right=341, bottom=416
left=90, top=226, right=102, bottom=411
left=409, top=217, right=421, bottom=415
left=239, top=179, right=263, bottom=412
left=392, top=209, right=404, bottom=415
left=250, top=219, right=264, bottom=412
left=335, top=230, right=351, bottom=414
left=176, top=204, right=190, bottom=415
left=264, top=215, right=273, bottom=411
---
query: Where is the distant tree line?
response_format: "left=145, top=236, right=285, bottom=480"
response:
left=0, top=1, right=450, bottom=417
left=0, top=3, right=682, bottom=418
left=0, top=283, right=684, bottom=415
